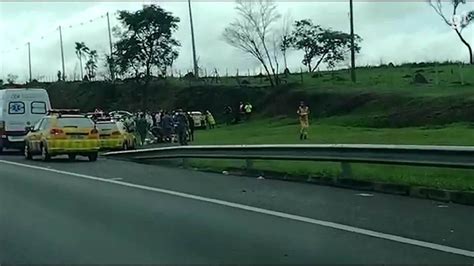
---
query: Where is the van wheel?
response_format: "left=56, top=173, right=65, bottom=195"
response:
left=88, top=152, right=98, bottom=162
left=41, top=144, right=51, bottom=161
left=24, top=143, right=32, bottom=160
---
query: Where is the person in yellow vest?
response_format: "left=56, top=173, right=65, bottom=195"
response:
left=297, top=101, right=310, bottom=140
left=206, top=110, right=216, bottom=129
left=244, top=102, right=253, bottom=120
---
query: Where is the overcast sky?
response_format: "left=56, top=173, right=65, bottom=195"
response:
left=0, top=1, right=473, bottom=82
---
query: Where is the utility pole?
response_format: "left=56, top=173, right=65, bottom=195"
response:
left=59, top=26, right=66, bottom=81
left=187, top=0, right=199, bottom=78
left=106, top=12, right=115, bottom=80
left=27, top=42, right=32, bottom=83
left=349, top=0, right=356, bottom=83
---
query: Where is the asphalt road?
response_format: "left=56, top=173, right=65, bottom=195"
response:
left=1, top=152, right=473, bottom=263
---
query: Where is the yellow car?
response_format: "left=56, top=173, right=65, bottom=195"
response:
left=95, top=120, right=136, bottom=150
left=24, top=110, right=100, bottom=161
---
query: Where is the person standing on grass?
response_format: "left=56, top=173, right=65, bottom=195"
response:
left=206, top=110, right=216, bottom=129
left=136, top=114, right=148, bottom=146
left=297, top=101, right=310, bottom=140
left=161, top=111, right=173, bottom=142
left=175, top=109, right=189, bottom=145
left=224, top=105, right=233, bottom=125
left=185, top=111, right=195, bottom=142
left=244, top=102, right=253, bottom=120
left=155, top=111, right=162, bottom=127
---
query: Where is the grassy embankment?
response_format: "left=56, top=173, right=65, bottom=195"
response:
left=191, top=119, right=474, bottom=191
left=186, top=63, right=474, bottom=191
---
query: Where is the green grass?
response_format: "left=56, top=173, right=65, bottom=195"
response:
left=190, top=118, right=474, bottom=191
left=173, top=63, right=474, bottom=98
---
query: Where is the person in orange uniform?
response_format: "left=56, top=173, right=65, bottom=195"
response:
left=297, top=101, right=310, bottom=140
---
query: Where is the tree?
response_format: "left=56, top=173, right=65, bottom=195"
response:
left=223, top=0, right=281, bottom=87
left=111, top=5, right=180, bottom=82
left=85, top=50, right=98, bottom=80
left=279, top=12, right=293, bottom=71
left=6, top=74, right=18, bottom=85
left=428, top=0, right=474, bottom=64
left=75, top=42, right=90, bottom=80
left=288, top=19, right=361, bottom=72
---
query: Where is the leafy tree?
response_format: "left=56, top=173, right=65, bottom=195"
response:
left=111, top=5, right=180, bottom=82
left=85, top=50, right=98, bottom=80
left=223, top=0, right=281, bottom=87
left=75, top=42, right=90, bottom=80
left=288, top=19, right=361, bottom=72
left=7, top=74, right=18, bottom=85
left=428, top=0, right=474, bottom=64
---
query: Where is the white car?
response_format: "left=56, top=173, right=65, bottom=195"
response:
left=109, top=110, right=133, bottom=120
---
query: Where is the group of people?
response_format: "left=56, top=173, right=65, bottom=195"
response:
left=119, top=109, right=217, bottom=146
left=223, top=101, right=253, bottom=125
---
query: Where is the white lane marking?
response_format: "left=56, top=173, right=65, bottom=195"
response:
left=110, top=177, right=123, bottom=181
left=356, top=193, right=374, bottom=197
left=1, top=159, right=474, bottom=258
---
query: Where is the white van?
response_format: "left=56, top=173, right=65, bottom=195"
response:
left=0, top=88, right=52, bottom=151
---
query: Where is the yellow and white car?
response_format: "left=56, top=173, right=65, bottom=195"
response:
left=24, top=110, right=100, bottom=161
left=96, top=120, right=136, bottom=150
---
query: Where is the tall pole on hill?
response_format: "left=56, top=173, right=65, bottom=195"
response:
left=188, top=0, right=199, bottom=78
left=59, top=26, right=66, bottom=81
left=106, top=12, right=115, bottom=80
left=349, top=0, right=356, bottom=83
left=27, top=42, right=32, bottom=83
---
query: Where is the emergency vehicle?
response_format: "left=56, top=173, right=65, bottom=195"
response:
left=0, top=88, right=51, bottom=151
left=95, top=117, right=136, bottom=150
left=23, top=109, right=100, bottom=161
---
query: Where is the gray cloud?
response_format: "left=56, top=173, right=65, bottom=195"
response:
left=0, top=1, right=472, bottom=81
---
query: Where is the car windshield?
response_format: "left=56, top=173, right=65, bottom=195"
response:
left=57, top=117, right=94, bottom=128
left=96, top=123, right=118, bottom=131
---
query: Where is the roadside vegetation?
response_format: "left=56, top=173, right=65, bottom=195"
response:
left=191, top=118, right=474, bottom=192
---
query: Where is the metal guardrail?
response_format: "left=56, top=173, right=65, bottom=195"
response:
left=104, top=144, right=474, bottom=174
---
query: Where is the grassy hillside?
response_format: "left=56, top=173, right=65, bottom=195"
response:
left=13, top=62, right=473, bottom=128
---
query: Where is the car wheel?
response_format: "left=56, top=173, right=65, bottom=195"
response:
left=24, top=143, right=32, bottom=160
left=41, top=144, right=51, bottom=161
left=68, top=154, right=76, bottom=161
left=88, top=152, right=98, bottom=162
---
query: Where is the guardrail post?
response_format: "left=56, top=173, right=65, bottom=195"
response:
left=245, top=159, right=254, bottom=171
left=182, top=158, right=189, bottom=168
left=340, top=162, right=353, bottom=179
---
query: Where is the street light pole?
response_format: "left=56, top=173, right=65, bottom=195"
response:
left=187, top=0, right=199, bottom=78
left=27, top=42, right=32, bottom=83
left=59, top=26, right=66, bottom=81
left=349, top=0, right=356, bottom=83
left=106, top=12, right=115, bottom=80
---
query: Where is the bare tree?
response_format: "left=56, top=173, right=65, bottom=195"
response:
left=223, top=0, right=281, bottom=86
left=280, top=11, right=293, bottom=71
left=428, top=0, right=474, bottom=64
